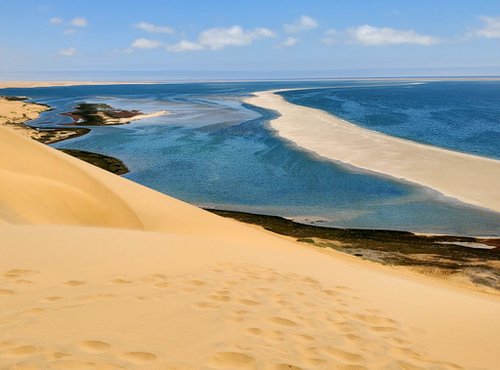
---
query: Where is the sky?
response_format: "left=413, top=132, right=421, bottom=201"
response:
left=1, top=0, right=500, bottom=79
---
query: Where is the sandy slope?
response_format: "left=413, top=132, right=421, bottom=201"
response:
left=0, top=106, right=499, bottom=369
left=245, top=90, right=500, bottom=213
left=0, top=97, right=50, bottom=139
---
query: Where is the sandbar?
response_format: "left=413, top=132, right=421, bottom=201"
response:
left=245, top=90, right=500, bottom=212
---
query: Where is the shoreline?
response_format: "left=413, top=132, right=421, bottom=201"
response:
left=245, top=89, right=500, bottom=213
left=1, top=89, right=500, bottom=369
left=60, top=149, right=129, bottom=175
left=0, top=81, right=160, bottom=89
left=0, top=97, right=163, bottom=174
left=2, top=76, right=500, bottom=90
left=207, top=208, right=499, bottom=294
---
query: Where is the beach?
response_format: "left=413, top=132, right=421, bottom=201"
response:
left=0, top=88, right=498, bottom=369
left=245, top=90, right=500, bottom=213
left=0, top=81, right=157, bottom=89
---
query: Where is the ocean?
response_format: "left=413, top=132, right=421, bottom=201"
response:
left=2, top=80, right=499, bottom=236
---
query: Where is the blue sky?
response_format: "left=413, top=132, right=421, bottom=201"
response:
left=1, top=0, right=500, bottom=78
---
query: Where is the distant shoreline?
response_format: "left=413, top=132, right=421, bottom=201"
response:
left=2, top=76, right=500, bottom=89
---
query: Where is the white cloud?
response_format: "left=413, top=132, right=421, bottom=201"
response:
left=71, top=17, right=87, bottom=27
left=59, top=47, right=76, bottom=56
left=277, top=36, right=300, bottom=48
left=322, top=29, right=338, bottom=45
left=199, top=26, right=274, bottom=50
left=135, top=21, right=174, bottom=34
left=50, top=17, right=63, bottom=25
left=63, top=28, right=75, bottom=35
left=166, top=25, right=275, bottom=52
left=474, top=16, right=500, bottom=38
left=131, top=38, right=162, bottom=49
left=166, top=40, right=204, bottom=52
left=349, top=25, right=439, bottom=46
left=284, top=15, right=318, bottom=33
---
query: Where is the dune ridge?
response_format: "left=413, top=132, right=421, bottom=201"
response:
left=245, top=90, right=500, bottom=213
left=0, top=99, right=499, bottom=369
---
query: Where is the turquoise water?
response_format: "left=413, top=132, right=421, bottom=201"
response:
left=2, top=81, right=499, bottom=236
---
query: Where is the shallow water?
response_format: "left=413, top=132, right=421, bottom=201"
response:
left=2, top=81, right=499, bottom=236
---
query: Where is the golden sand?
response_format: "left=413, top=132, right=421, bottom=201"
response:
left=0, top=93, right=498, bottom=369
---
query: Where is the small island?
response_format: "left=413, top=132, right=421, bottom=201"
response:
left=63, top=102, right=168, bottom=126
left=0, top=97, right=131, bottom=174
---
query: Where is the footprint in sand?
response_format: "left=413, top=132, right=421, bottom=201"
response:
left=51, top=352, right=72, bottom=360
left=322, top=289, right=338, bottom=297
left=3, top=269, right=39, bottom=279
left=44, top=296, right=63, bottom=302
left=324, top=346, right=364, bottom=363
left=14, top=279, right=34, bottom=285
left=110, top=278, right=133, bottom=285
left=207, top=351, right=256, bottom=368
left=269, top=317, right=297, bottom=327
left=0, top=288, right=15, bottom=296
left=79, top=340, right=112, bottom=353
left=246, top=328, right=263, bottom=336
left=274, top=364, right=304, bottom=370
left=195, top=301, right=220, bottom=309
left=64, top=280, right=86, bottom=287
left=353, top=314, right=397, bottom=326
left=301, top=277, right=320, bottom=286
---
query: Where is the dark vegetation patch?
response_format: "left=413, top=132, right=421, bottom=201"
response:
left=62, top=103, right=142, bottom=125
left=207, top=209, right=500, bottom=291
left=59, top=149, right=129, bottom=175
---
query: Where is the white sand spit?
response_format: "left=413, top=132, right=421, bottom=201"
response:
left=245, top=90, right=500, bottom=212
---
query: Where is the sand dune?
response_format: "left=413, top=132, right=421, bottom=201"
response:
left=0, top=101, right=499, bottom=369
left=0, top=97, right=50, bottom=139
left=2, top=224, right=500, bottom=369
left=245, top=90, right=500, bottom=213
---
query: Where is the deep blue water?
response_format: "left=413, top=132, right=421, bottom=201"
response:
left=281, top=81, right=500, bottom=159
left=1, top=81, right=499, bottom=236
